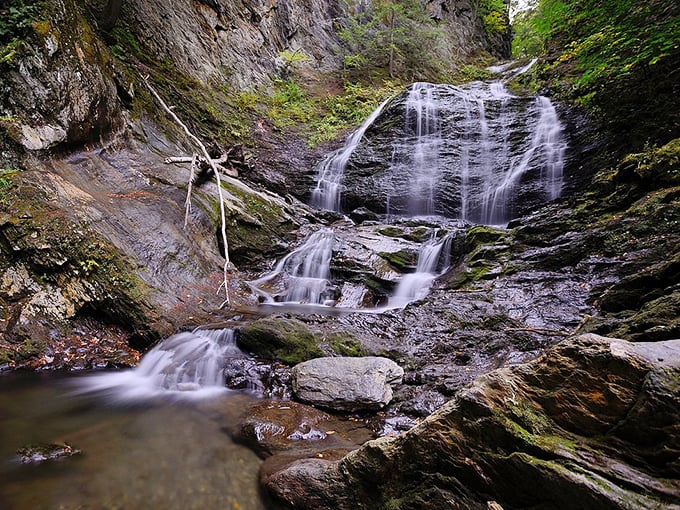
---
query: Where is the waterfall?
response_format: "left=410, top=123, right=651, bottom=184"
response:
left=249, top=229, right=336, bottom=305
left=311, top=97, right=392, bottom=212
left=405, top=83, right=443, bottom=215
left=76, top=329, right=242, bottom=401
left=375, top=81, right=566, bottom=224
left=387, top=232, right=453, bottom=308
left=483, top=94, right=566, bottom=224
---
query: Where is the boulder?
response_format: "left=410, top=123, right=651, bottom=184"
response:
left=291, top=356, right=404, bottom=412
left=265, top=334, right=680, bottom=509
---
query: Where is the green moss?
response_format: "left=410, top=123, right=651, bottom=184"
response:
left=326, top=333, right=366, bottom=357
left=236, top=318, right=324, bottom=365
left=379, top=249, right=417, bottom=271
left=619, top=138, right=680, bottom=186
left=464, top=225, right=508, bottom=249
left=377, top=226, right=404, bottom=238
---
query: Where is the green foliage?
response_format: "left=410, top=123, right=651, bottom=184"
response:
left=0, top=0, right=48, bottom=64
left=308, top=81, right=399, bottom=146
left=513, top=0, right=680, bottom=149
left=517, top=0, right=680, bottom=91
left=511, top=8, right=543, bottom=58
left=339, top=0, right=446, bottom=81
left=267, top=79, right=315, bottom=129
left=278, top=49, right=312, bottom=66
left=0, top=0, right=46, bottom=43
left=476, top=0, right=510, bottom=36
left=458, top=64, right=494, bottom=82
left=0, top=168, right=18, bottom=206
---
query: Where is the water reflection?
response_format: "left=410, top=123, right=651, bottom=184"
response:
left=0, top=372, right=268, bottom=510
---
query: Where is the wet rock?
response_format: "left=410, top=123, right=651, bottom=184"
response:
left=17, top=442, right=81, bottom=464
left=236, top=318, right=325, bottom=365
left=291, top=356, right=404, bottom=412
left=223, top=357, right=292, bottom=399
left=233, top=399, right=374, bottom=460
left=264, top=334, right=680, bottom=509
left=348, top=207, right=378, bottom=224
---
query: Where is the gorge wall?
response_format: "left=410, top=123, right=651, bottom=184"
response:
left=0, top=0, right=502, bottom=366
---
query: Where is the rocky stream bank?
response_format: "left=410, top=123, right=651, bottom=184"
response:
left=1, top=0, right=679, bottom=509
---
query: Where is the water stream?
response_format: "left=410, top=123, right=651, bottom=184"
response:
left=387, top=232, right=454, bottom=308
left=0, top=371, right=267, bottom=510
left=251, top=78, right=566, bottom=310
left=311, top=97, right=392, bottom=211
left=76, top=328, right=246, bottom=401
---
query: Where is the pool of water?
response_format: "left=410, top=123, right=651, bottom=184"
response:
left=0, top=371, right=270, bottom=510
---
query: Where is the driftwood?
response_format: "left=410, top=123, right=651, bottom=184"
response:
left=164, top=148, right=241, bottom=179
left=141, top=75, right=233, bottom=306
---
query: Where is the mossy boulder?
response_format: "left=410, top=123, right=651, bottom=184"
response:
left=236, top=318, right=366, bottom=365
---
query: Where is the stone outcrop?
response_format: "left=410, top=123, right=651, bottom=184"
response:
left=291, top=356, right=404, bottom=411
left=264, top=334, right=680, bottom=509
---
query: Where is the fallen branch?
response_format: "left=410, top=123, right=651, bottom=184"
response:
left=142, top=75, right=232, bottom=306
left=165, top=155, right=239, bottom=178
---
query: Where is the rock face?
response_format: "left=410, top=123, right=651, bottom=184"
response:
left=118, top=0, right=503, bottom=89
left=265, top=334, right=680, bottom=509
left=291, top=356, right=404, bottom=411
left=339, top=81, right=569, bottom=223
left=0, top=0, right=123, bottom=151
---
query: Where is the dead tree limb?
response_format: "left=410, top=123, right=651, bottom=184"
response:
left=141, top=75, right=232, bottom=306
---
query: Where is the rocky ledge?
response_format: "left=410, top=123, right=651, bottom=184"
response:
left=263, top=333, right=680, bottom=509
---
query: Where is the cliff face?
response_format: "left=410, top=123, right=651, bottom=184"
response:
left=0, top=0, right=498, bottom=367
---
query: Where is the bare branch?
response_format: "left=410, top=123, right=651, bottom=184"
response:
left=142, top=75, right=232, bottom=305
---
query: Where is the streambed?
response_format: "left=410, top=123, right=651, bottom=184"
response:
left=0, top=372, right=267, bottom=510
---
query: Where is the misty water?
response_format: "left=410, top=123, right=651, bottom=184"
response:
left=0, top=331, right=268, bottom=510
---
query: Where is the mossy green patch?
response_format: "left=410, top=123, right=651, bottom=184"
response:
left=379, top=249, right=417, bottom=271
left=326, top=333, right=367, bottom=357
left=236, top=318, right=324, bottom=365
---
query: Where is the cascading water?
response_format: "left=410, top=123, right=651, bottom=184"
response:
left=252, top=78, right=566, bottom=311
left=387, top=232, right=454, bottom=308
left=76, top=328, right=244, bottom=401
left=311, top=97, right=392, bottom=211
left=405, top=83, right=442, bottom=215
left=249, top=229, right=336, bottom=305
left=351, top=81, right=567, bottom=225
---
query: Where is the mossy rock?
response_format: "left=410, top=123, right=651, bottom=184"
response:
left=611, top=291, right=680, bottom=342
left=236, top=318, right=324, bottom=365
left=326, top=333, right=367, bottom=357
left=464, top=225, right=508, bottom=251
left=617, top=138, right=680, bottom=187
left=236, top=318, right=366, bottom=364
left=379, top=249, right=418, bottom=272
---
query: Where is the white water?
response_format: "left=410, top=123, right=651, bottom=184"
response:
left=386, top=81, right=566, bottom=224
left=252, top=78, right=566, bottom=311
left=76, top=329, right=243, bottom=401
left=483, top=95, right=566, bottom=223
left=311, top=97, right=392, bottom=211
left=405, top=83, right=443, bottom=215
left=387, top=232, right=454, bottom=308
left=249, top=229, right=336, bottom=305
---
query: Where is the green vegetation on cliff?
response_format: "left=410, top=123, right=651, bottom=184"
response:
left=0, top=0, right=48, bottom=64
left=513, top=0, right=679, bottom=149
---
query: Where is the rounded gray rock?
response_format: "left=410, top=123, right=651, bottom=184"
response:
left=291, top=356, right=404, bottom=412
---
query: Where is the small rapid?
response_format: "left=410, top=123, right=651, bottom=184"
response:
left=311, top=97, right=392, bottom=211
left=75, top=328, right=244, bottom=401
left=387, top=232, right=454, bottom=308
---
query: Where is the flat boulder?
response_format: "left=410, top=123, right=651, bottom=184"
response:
left=291, top=357, right=404, bottom=412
